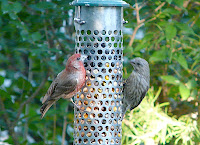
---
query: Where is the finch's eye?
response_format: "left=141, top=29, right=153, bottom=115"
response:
left=137, top=63, right=140, bottom=66
left=77, top=57, right=80, bottom=60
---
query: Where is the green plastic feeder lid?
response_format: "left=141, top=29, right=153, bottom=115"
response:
left=70, top=0, right=129, bottom=7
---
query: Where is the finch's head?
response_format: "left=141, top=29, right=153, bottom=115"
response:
left=66, top=54, right=87, bottom=70
left=130, top=57, right=150, bottom=78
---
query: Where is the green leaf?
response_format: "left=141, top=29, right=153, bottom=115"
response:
left=49, top=48, right=60, bottom=53
left=13, top=2, right=22, bottom=13
left=163, top=8, right=181, bottom=15
left=1, top=1, right=22, bottom=14
left=0, top=76, right=4, bottom=86
left=37, top=2, right=56, bottom=9
left=174, top=0, right=184, bottom=8
left=0, top=17, right=2, bottom=27
left=20, top=30, right=29, bottom=41
left=159, top=13, right=168, bottom=19
left=143, top=32, right=155, bottom=41
left=134, top=43, right=149, bottom=52
left=176, top=23, right=195, bottom=35
left=1, top=1, right=11, bottom=14
left=165, top=24, right=177, bottom=40
left=191, top=90, right=198, bottom=99
left=166, top=0, right=173, bottom=4
left=160, top=75, right=180, bottom=85
left=9, top=12, right=18, bottom=20
left=0, top=89, right=10, bottom=99
left=179, top=83, right=190, bottom=100
left=176, top=54, right=188, bottom=70
left=149, top=48, right=168, bottom=62
left=124, top=46, right=133, bottom=57
left=31, top=32, right=42, bottom=41
left=186, top=78, right=197, bottom=89
left=30, top=2, right=56, bottom=11
left=17, top=77, right=32, bottom=90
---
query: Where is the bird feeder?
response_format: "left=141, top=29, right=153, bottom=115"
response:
left=71, top=0, right=129, bottom=144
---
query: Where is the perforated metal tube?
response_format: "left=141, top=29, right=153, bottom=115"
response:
left=73, top=3, right=126, bottom=144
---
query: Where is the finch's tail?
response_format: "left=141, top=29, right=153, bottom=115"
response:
left=40, top=99, right=55, bottom=119
left=121, top=107, right=126, bottom=120
left=121, top=101, right=129, bottom=121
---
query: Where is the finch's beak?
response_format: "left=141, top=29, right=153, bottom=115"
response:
left=80, top=54, right=87, bottom=62
left=129, top=59, right=136, bottom=65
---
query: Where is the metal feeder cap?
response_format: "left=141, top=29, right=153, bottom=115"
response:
left=70, top=0, right=129, bottom=7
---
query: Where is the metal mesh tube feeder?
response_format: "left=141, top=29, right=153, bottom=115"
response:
left=71, top=0, right=129, bottom=144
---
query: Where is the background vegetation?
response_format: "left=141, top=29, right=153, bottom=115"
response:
left=0, top=0, right=199, bottom=144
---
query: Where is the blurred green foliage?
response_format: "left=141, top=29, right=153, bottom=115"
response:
left=0, top=0, right=75, bottom=144
left=122, top=88, right=200, bottom=145
left=0, top=0, right=199, bottom=145
left=122, top=0, right=200, bottom=144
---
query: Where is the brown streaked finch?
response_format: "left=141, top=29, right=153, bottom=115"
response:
left=40, top=54, right=87, bottom=119
left=122, top=57, right=150, bottom=119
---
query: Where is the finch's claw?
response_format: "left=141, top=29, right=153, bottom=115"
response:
left=70, top=98, right=80, bottom=109
left=70, top=98, right=88, bottom=112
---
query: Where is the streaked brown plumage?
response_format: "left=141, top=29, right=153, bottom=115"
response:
left=40, top=54, right=87, bottom=119
left=122, top=57, right=150, bottom=119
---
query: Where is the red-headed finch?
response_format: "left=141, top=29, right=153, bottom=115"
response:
left=40, top=54, right=87, bottom=119
left=122, top=57, right=150, bottom=119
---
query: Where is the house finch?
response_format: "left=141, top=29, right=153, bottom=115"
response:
left=40, top=54, right=87, bottom=119
left=122, top=57, right=150, bottom=119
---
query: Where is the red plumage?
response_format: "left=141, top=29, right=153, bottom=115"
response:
left=40, top=54, right=86, bottom=119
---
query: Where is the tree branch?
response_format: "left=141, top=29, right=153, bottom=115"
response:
left=44, top=19, right=51, bottom=49
left=128, top=1, right=145, bottom=47
left=0, top=98, right=11, bottom=127
left=145, top=11, right=162, bottom=24
left=128, top=1, right=166, bottom=47
left=128, top=23, right=144, bottom=47
left=48, top=20, right=65, bottom=50
left=0, top=98, right=19, bottom=145
left=62, top=106, right=69, bottom=145
left=13, top=75, right=48, bottom=126
left=155, top=2, right=166, bottom=12
left=183, top=0, right=190, bottom=8
left=194, top=2, right=200, bottom=5
left=135, top=2, right=145, bottom=24
left=190, top=13, right=200, bottom=27
left=53, top=103, right=56, bottom=145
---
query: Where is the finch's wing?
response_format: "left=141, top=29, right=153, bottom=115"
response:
left=51, top=79, right=77, bottom=98
left=130, top=85, right=149, bottom=111
left=122, top=79, right=127, bottom=93
left=42, top=71, right=77, bottom=103
left=42, top=80, right=57, bottom=104
left=123, top=72, right=136, bottom=93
